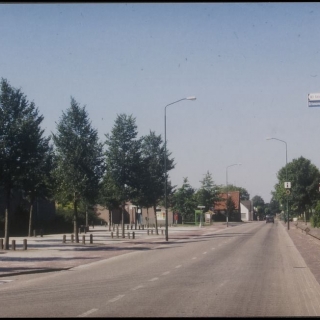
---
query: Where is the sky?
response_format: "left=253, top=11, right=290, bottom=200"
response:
left=1, top=2, right=320, bottom=203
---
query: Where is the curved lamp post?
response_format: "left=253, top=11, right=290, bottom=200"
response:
left=266, top=137, right=289, bottom=230
left=164, top=96, right=196, bottom=241
left=226, top=163, right=241, bottom=227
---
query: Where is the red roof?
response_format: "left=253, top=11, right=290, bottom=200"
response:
left=214, top=191, right=240, bottom=210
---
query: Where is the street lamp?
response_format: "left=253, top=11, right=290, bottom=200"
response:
left=226, top=163, right=241, bottom=227
left=266, top=137, right=289, bottom=230
left=164, top=96, right=196, bottom=241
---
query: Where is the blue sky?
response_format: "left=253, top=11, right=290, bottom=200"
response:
left=1, top=3, right=320, bottom=203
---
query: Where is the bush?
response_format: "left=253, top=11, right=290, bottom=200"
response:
left=311, top=213, right=320, bottom=228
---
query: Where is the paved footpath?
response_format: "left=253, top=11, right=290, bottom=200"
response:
left=1, top=220, right=320, bottom=283
left=0, top=222, right=234, bottom=278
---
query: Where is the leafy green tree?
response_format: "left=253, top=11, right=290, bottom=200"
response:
left=195, top=171, right=220, bottom=212
left=171, top=177, right=197, bottom=223
left=136, top=131, right=175, bottom=234
left=52, top=97, right=104, bottom=243
left=252, top=195, right=265, bottom=220
left=104, top=114, right=142, bottom=237
left=219, top=184, right=250, bottom=201
left=0, top=78, right=49, bottom=249
left=274, top=156, right=320, bottom=220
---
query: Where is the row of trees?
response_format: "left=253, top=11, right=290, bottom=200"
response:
left=0, top=78, right=177, bottom=248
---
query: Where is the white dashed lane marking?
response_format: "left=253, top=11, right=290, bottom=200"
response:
left=108, top=295, right=125, bottom=303
left=149, top=277, right=159, bottom=282
left=162, top=271, right=170, bottom=275
left=78, top=308, right=98, bottom=317
left=175, top=265, right=182, bottom=269
left=132, top=285, right=144, bottom=291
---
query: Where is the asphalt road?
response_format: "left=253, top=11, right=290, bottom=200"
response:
left=1, top=220, right=320, bottom=317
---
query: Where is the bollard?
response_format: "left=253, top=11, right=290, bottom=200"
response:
left=111, top=231, right=113, bottom=238
left=40, top=229, right=43, bottom=237
left=71, top=234, right=74, bottom=243
left=23, top=239, right=27, bottom=250
left=142, top=225, right=144, bottom=230
left=127, top=225, right=129, bottom=230
left=139, top=225, right=141, bottom=230
left=33, top=229, right=36, bottom=237
left=116, top=230, right=119, bottom=238
left=90, top=234, right=93, bottom=244
left=63, top=235, right=66, bottom=243
left=79, top=228, right=81, bottom=234
left=128, top=232, right=130, bottom=239
left=133, top=232, right=135, bottom=239
left=82, top=235, right=85, bottom=244
left=131, top=225, right=133, bottom=230
left=151, top=229, right=153, bottom=235
left=12, top=240, right=16, bottom=251
left=147, top=229, right=149, bottom=235
left=161, top=229, right=164, bottom=235
left=0, top=239, right=3, bottom=250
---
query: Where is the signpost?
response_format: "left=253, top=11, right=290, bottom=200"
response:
left=308, top=93, right=320, bottom=107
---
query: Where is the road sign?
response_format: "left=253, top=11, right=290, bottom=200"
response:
left=286, top=190, right=290, bottom=195
left=284, top=182, right=291, bottom=189
left=308, top=93, right=320, bottom=101
left=308, top=93, right=320, bottom=107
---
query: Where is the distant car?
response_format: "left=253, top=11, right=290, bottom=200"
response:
left=266, top=215, right=274, bottom=223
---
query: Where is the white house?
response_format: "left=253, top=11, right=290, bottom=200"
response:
left=240, top=200, right=253, bottom=221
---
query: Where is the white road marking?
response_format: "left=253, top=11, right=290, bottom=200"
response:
left=132, top=285, right=144, bottom=291
left=149, top=277, right=159, bottom=281
left=78, top=308, right=98, bottom=317
left=108, top=295, right=125, bottom=303
left=211, top=248, right=215, bottom=250
left=162, top=271, right=170, bottom=275
left=192, top=257, right=197, bottom=259
left=203, top=252, right=207, bottom=254
left=175, top=265, right=182, bottom=268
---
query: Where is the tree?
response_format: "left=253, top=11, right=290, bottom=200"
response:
left=0, top=78, right=49, bottom=249
left=274, top=156, right=320, bottom=221
left=52, top=97, right=104, bottom=243
left=104, top=114, right=142, bottom=238
left=195, top=171, right=220, bottom=214
left=252, top=195, right=265, bottom=220
left=136, top=131, right=174, bottom=234
left=171, top=177, right=197, bottom=224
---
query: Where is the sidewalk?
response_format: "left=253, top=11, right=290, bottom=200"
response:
left=0, top=222, right=231, bottom=278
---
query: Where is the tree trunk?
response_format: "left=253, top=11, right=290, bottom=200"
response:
left=74, top=194, right=79, bottom=243
left=147, top=208, right=149, bottom=228
left=28, top=201, right=34, bottom=237
left=108, top=209, right=111, bottom=231
left=153, top=205, right=158, bottom=235
left=85, top=204, right=88, bottom=228
left=4, top=188, right=10, bottom=250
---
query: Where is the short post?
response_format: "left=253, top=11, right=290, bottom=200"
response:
left=133, top=232, right=135, bottom=239
left=33, top=229, right=36, bottom=237
left=142, top=225, right=144, bottom=230
left=116, top=230, right=119, bottom=238
left=128, top=232, right=130, bottom=239
left=71, top=234, right=74, bottom=243
left=111, top=231, right=113, bottom=238
left=139, top=225, right=141, bottom=230
left=127, top=225, right=129, bottom=230
left=12, top=240, right=16, bottom=251
left=82, top=235, right=85, bottom=244
left=40, top=229, right=43, bottom=237
left=90, top=234, right=93, bottom=244
left=161, top=229, right=164, bottom=235
left=147, top=229, right=149, bottom=235
left=63, top=235, right=66, bottom=243
left=23, top=239, right=27, bottom=250
left=0, top=239, right=3, bottom=250
left=151, top=229, right=153, bottom=235
left=79, top=228, right=81, bottom=234
left=131, top=224, right=133, bottom=230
